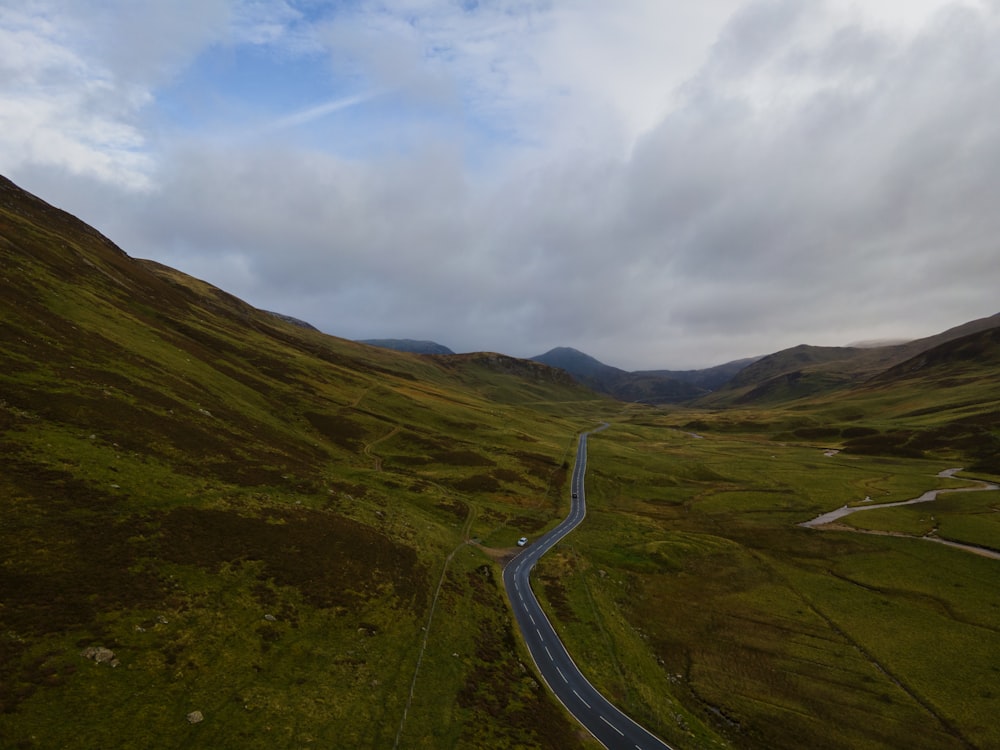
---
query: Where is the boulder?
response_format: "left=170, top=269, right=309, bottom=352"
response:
left=80, top=646, right=116, bottom=665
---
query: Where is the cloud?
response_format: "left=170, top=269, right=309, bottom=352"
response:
left=65, top=0, right=233, bottom=85
left=0, top=0, right=297, bottom=189
left=0, top=0, right=230, bottom=190
left=3, top=1, right=1000, bottom=370
left=254, top=92, right=382, bottom=134
left=0, top=6, right=153, bottom=189
left=606, top=1, right=1000, bottom=361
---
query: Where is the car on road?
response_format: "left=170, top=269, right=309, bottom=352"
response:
left=517, top=537, right=528, bottom=546
left=572, top=492, right=578, bottom=499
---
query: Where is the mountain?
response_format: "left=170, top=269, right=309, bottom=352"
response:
left=698, top=344, right=872, bottom=405
left=5, top=174, right=1000, bottom=749
left=358, top=337, right=455, bottom=355
left=797, top=325, right=1000, bottom=473
left=634, top=357, right=760, bottom=392
left=531, top=313, right=1000, bottom=408
left=531, top=347, right=756, bottom=403
left=264, top=310, right=319, bottom=330
left=897, top=311, right=1000, bottom=356
left=872, top=323, right=1000, bottom=383
left=531, top=347, right=626, bottom=385
left=0, top=174, right=602, bottom=748
left=698, top=312, right=1000, bottom=407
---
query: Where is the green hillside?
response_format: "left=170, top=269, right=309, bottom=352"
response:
left=4, top=173, right=1000, bottom=750
left=699, top=314, right=1000, bottom=408
left=0, top=175, right=608, bottom=749
left=526, top=331, right=1000, bottom=748
left=816, top=327, right=1000, bottom=473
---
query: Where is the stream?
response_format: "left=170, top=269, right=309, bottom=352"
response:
left=799, top=468, right=1000, bottom=559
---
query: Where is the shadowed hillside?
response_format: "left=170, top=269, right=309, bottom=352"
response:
left=358, top=338, right=455, bottom=355
left=532, top=347, right=752, bottom=403
left=5, top=173, right=1000, bottom=750
left=833, top=326, right=1000, bottom=473
left=0, top=175, right=604, bottom=749
left=698, top=312, right=1000, bottom=407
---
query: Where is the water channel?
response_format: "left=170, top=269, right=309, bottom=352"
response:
left=800, top=468, right=1000, bottom=559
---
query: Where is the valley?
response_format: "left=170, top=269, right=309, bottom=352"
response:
left=2, top=174, right=999, bottom=749
left=535, top=416, right=1000, bottom=749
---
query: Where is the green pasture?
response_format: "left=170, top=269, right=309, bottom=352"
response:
left=5, top=163, right=999, bottom=749
left=531, top=409, right=1000, bottom=750
left=0, top=286, right=605, bottom=750
left=841, top=479, right=1000, bottom=551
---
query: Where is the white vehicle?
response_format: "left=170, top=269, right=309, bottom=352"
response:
left=517, top=537, right=528, bottom=547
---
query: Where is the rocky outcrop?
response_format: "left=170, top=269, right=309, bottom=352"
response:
left=80, top=646, right=119, bottom=667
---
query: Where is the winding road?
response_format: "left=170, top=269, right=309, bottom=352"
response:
left=502, top=425, right=675, bottom=750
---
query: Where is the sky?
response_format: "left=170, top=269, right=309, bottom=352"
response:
left=2, top=0, right=999, bottom=370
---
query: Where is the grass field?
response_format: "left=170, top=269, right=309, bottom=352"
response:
left=840, top=480, right=1000, bottom=550
left=0, top=373, right=611, bottom=748
left=3, top=175, right=999, bottom=749
left=533, top=408, right=1000, bottom=749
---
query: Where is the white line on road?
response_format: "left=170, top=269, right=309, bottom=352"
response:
left=600, top=716, right=625, bottom=736
left=504, top=425, right=673, bottom=750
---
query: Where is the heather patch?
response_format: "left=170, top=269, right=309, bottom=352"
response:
left=156, top=506, right=426, bottom=612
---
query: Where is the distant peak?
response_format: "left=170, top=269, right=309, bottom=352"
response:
left=358, top=338, right=455, bottom=355
left=533, top=347, right=602, bottom=363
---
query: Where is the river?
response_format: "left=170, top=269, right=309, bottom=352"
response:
left=799, top=468, right=1000, bottom=559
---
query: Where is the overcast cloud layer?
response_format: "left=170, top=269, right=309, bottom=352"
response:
left=2, top=0, right=998, bottom=369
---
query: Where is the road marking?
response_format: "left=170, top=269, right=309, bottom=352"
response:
left=506, top=427, right=672, bottom=750
left=600, top=716, right=625, bottom=736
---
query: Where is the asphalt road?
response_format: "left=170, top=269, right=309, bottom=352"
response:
left=502, top=425, right=676, bottom=750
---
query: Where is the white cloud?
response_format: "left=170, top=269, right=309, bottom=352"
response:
left=0, top=6, right=154, bottom=188
left=3, top=0, right=1000, bottom=370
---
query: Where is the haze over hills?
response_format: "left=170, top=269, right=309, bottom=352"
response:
left=4, top=173, right=1000, bottom=749
left=362, top=316, right=1000, bottom=409
left=497, top=320, right=999, bottom=475
left=700, top=311, right=1000, bottom=407
left=527, top=313, right=1000, bottom=408
left=360, top=342, right=755, bottom=403
left=530, top=347, right=757, bottom=404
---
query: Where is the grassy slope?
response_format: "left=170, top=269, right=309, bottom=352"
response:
left=699, top=314, right=1000, bottom=408
left=535, top=413, right=999, bottom=750
left=0, top=176, right=608, bottom=749
left=5, top=173, right=1000, bottom=750
left=533, top=356, right=1000, bottom=749
left=800, top=328, right=1000, bottom=475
